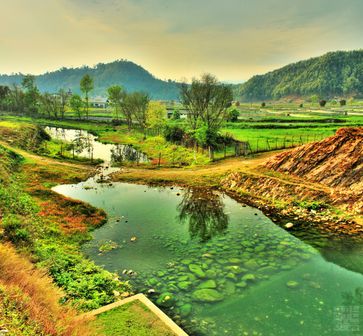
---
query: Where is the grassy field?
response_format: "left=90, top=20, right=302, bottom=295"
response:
left=91, top=301, right=176, bottom=336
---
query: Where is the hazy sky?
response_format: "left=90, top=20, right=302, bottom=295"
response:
left=1, top=0, right=363, bottom=81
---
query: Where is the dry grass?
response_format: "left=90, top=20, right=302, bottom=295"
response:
left=0, top=243, right=95, bottom=335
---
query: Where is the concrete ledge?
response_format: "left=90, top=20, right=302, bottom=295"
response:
left=81, top=293, right=189, bottom=336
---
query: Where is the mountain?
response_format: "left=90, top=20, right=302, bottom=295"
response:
left=0, top=60, right=180, bottom=100
left=238, top=50, right=363, bottom=101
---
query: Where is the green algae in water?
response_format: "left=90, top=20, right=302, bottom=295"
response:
left=53, top=182, right=363, bottom=336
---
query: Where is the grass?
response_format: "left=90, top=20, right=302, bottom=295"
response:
left=0, top=244, right=94, bottom=336
left=91, top=301, right=176, bottom=336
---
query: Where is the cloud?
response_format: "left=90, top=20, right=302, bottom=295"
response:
left=1, top=0, right=363, bottom=81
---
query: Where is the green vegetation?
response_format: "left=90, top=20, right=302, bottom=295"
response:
left=0, top=60, right=180, bottom=100
left=0, top=135, right=131, bottom=312
left=238, top=50, right=363, bottom=100
left=91, top=301, right=175, bottom=336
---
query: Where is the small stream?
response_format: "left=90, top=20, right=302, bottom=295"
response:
left=49, top=127, right=363, bottom=336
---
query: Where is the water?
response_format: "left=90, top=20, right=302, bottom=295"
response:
left=53, top=180, right=363, bottom=336
left=45, top=126, right=148, bottom=164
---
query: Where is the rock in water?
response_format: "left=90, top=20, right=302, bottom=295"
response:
left=285, top=222, right=294, bottom=229
left=192, top=289, right=224, bottom=303
left=156, top=292, right=175, bottom=307
left=197, top=280, right=217, bottom=289
left=189, top=264, right=206, bottom=278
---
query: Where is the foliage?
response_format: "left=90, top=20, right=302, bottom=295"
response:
left=80, top=74, right=94, bottom=118
left=239, top=50, right=363, bottom=100
left=163, top=124, right=185, bottom=143
left=146, top=101, right=167, bottom=133
left=69, top=94, right=83, bottom=119
left=0, top=60, right=180, bottom=100
left=180, top=73, right=233, bottom=131
left=319, top=100, right=327, bottom=107
left=107, top=85, right=125, bottom=120
left=124, top=92, right=150, bottom=136
left=226, top=108, right=240, bottom=122
left=22, top=75, right=39, bottom=115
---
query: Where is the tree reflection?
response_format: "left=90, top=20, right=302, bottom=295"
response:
left=110, top=144, right=148, bottom=164
left=177, top=188, right=229, bottom=242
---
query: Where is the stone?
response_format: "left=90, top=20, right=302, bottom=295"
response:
left=205, top=269, right=217, bottom=278
left=156, top=292, right=175, bottom=307
left=228, top=258, right=242, bottom=263
left=236, top=281, right=247, bottom=288
left=197, top=280, right=217, bottom=289
left=242, top=274, right=256, bottom=282
left=226, top=272, right=237, bottom=281
left=192, top=289, right=224, bottom=303
left=179, top=304, right=192, bottom=317
left=285, top=222, right=294, bottom=229
left=244, top=259, right=259, bottom=269
left=148, top=278, right=158, bottom=286
left=178, top=281, right=192, bottom=291
left=189, top=264, right=206, bottom=278
left=286, top=280, right=299, bottom=288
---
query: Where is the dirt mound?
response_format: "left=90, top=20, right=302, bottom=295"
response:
left=265, top=127, right=363, bottom=195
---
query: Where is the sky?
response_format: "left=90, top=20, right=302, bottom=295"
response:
left=1, top=0, right=363, bottom=82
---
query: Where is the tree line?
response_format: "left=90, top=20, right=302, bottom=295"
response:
left=0, top=73, right=235, bottom=159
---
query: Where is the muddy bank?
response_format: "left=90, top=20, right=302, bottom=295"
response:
left=221, top=171, right=363, bottom=239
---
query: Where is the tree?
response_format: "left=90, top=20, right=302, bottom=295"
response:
left=39, top=93, right=59, bottom=118
left=80, top=74, right=94, bottom=119
left=69, top=94, right=83, bottom=119
left=107, top=85, right=125, bottom=120
left=226, top=108, right=240, bottom=122
left=58, top=89, right=69, bottom=119
left=180, top=74, right=233, bottom=131
left=124, top=92, right=150, bottom=137
left=22, top=75, right=39, bottom=115
left=8, top=85, right=25, bottom=113
left=0, top=86, right=10, bottom=110
left=146, top=101, right=167, bottom=134
left=343, top=76, right=360, bottom=95
left=172, top=109, right=180, bottom=120
left=319, top=100, right=327, bottom=107
left=180, top=73, right=233, bottom=159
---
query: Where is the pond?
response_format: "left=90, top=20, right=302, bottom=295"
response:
left=45, top=126, right=148, bottom=164
left=53, top=179, right=363, bottom=336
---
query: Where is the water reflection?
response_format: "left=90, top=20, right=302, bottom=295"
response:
left=45, top=126, right=148, bottom=164
left=177, top=188, right=229, bottom=242
left=111, top=144, right=148, bottom=164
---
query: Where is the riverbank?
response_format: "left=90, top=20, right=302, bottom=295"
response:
left=110, top=154, right=363, bottom=239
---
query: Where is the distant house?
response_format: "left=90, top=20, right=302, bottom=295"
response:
left=89, top=96, right=108, bottom=109
left=166, top=107, right=190, bottom=119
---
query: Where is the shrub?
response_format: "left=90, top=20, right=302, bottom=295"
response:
left=319, top=100, right=327, bottom=107
left=163, top=124, right=185, bottom=143
left=1, top=214, right=31, bottom=245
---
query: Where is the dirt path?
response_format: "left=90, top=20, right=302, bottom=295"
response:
left=0, top=140, right=92, bottom=171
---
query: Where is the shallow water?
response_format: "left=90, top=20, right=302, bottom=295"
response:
left=53, top=181, right=363, bottom=336
left=45, top=126, right=148, bottom=164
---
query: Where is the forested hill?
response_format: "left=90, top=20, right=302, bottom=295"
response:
left=0, top=60, right=180, bottom=100
left=238, top=50, right=363, bottom=101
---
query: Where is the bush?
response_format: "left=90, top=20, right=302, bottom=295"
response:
left=1, top=214, right=31, bottom=245
left=163, top=124, right=185, bottom=143
left=319, top=100, right=327, bottom=107
left=339, top=99, right=346, bottom=106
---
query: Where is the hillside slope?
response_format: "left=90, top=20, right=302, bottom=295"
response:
left=265, top=127, right=362, bottom=193
left=0, top=60, right=180, bottom=100
left=238, top=50, right=363, bottom=100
